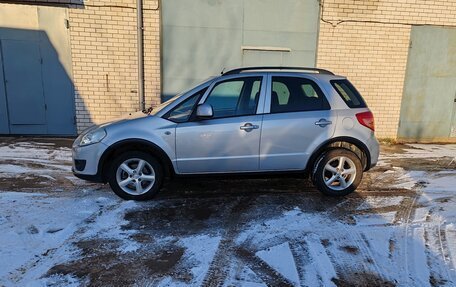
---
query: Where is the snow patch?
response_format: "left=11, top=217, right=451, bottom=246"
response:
left=181, top=234, right=221, bottom=285
left=0, top=192, right=103, bottom=285
left=256, top=242, right=300, bottom=286
left=409, top=227, right=431, bottom=286
left=81, top=199, right=138, bottom=253
left=356, top=196, right=404, bottom=211
left=0, top=164, right=32, bottom=174
left=355, top=212, right=396, bottom=226
left=388, top=168, right=426, bottom=190
left=445, top=224, right=456, bottom=271
left=304, top=234, right=337, bottom=287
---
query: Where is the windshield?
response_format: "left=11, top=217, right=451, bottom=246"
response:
left=149, top=77, right=215, bottom=116
left=149, top=95, right=180, bottom=115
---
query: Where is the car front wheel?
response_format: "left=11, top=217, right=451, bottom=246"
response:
left=108, top=151, right=163, bottom=200
left=312, top=149, right=363, bottom=196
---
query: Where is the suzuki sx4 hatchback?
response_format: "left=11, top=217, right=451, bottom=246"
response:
left=72, top=67, right=379, bottom=200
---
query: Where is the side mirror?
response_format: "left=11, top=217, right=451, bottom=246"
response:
left=196, top=103, right=213, bottom=119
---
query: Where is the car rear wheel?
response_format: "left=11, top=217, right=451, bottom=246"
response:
left=108, top=151, right=163, bottom=200
left=312, top=149, right=363, bottom=196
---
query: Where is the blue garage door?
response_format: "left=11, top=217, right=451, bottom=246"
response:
left=2, top=40, right=47, bottom=132
left=0, top=5, right=76, bottom=136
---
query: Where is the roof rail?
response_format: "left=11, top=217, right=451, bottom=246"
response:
left=222, top=66, right=334, bottom=76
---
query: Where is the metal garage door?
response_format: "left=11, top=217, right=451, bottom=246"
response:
left=162, top=0, right=320, bottom=99
left=2, top=40, right=47, bottom=128
left=0, top=4, right=76, bottom=135
left=398, top=26, right=456, bottom=141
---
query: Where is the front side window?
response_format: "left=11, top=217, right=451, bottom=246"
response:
left=165, top=88, right=207, bottom=123
left=204, top=77, right=262, bottom=119
left=270, top=77, right=330, bottom=113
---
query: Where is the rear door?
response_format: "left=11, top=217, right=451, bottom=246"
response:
left=175, top=74, right=266, bottom=173
left=259, top=74, right=337, bottom=170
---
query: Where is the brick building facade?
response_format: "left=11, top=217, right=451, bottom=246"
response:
left=67, top=0, right=160, bottom=131
left=1, top=0, right=160, bottom=132
left=0, top=0, right=455, bottom=140
left=317, top=0, right=456, bottom=138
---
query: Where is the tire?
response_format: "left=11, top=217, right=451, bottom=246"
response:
left=108, top=151, right=163, bottom=200
left=312, top=149, right=363, bottom=196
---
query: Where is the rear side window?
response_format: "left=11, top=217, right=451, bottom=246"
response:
left=331, top=80, right=367, bottom=108
left=270, top=77, right=330, bottom=113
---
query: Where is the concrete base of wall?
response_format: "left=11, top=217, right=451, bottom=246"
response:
left=396, top=138, right=456, bottom=144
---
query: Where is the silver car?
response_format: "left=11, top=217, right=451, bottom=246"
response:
left=72, top=67, right=379, bottom=200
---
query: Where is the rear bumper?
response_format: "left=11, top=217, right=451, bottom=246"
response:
left=366, top=135, right=380, bottom=170
left=369, top=161, right=377, bottom=169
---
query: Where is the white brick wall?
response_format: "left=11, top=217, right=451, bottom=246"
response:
left=67, top=0, right=160, bottom=132
left=317, top=0, right=456, bottom=138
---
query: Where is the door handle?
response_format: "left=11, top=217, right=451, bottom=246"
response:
left=315, top=119, right=332, bottom=127
left=240, top=123, right=259, bottom=132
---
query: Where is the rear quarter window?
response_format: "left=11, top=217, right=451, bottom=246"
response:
left=331, top=80, right=367, bottom=108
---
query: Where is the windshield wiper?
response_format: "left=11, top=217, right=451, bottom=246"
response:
left=142, top=106, right=153, bottom=115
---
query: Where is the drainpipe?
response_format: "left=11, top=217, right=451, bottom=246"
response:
left=137, top=0, right=145, bottom=110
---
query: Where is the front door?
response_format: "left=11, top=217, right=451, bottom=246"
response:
left=260, top=75, right=337, bottom=170
left=176, top=76, right=265, bottom=173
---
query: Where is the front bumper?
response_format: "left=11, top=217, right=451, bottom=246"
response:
left=72, top=168, right=104, bottom=182
left=72, top=141, right=109, bottom=182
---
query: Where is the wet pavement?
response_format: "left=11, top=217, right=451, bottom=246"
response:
left=0, top=139, right=455, bottom=286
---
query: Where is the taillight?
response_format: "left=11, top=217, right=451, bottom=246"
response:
left=356, top=111, right=375, bottom=131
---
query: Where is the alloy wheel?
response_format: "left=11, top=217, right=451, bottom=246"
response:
left=115, top=158, right=156, bottom=195
left=322, top=156, right=357, bottom=191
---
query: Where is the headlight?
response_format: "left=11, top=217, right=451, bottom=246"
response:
left=79, top=128, right=107, bottom=146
